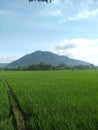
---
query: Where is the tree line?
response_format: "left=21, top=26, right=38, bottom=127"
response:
left=0, top=62, right=95, bottom=71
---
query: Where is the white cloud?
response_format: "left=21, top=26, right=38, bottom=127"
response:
left=53, top=0, right=73, bottom=6
left=53, top=0, right=98, bottom=22
left=87, top=0, right=94, bottom=5
left=40, top=9, right=62, bottom=17
left=47, top=9, right=62, bottom=17
left=69, top=9, right=98, bottom=21
left=52, top=0, right=61, bottom=4
left=48, top=38, right=98, bottom=65
left=80, top=0, right=94, bottom=9
left=39, top=0, right=98, bottom=22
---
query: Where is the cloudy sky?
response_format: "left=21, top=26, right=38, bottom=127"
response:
left=0, top=0, right=98, bottom=65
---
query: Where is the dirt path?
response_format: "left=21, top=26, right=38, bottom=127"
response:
left=1, top=78, right=27, bottom=130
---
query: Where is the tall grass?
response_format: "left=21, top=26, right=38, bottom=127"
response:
left=1, top=70, right=98, bottom=130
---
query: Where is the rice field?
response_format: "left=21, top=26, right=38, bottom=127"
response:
left=0, top=70, right=98, bottom=130
left=0, top=79, right=14, bottom=130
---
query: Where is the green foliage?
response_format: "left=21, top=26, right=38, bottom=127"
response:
left=1, top=70, right=98, bottom=130
left=1, top=62, right=94, bottom=71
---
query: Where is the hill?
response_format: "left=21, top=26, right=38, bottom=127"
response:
left=8, top=51, right=93, bottom=67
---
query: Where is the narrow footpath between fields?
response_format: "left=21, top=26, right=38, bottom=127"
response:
left=1, top=78, right=27, bottom=130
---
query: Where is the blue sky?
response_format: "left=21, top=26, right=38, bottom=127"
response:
left=0, top=0, right=98, bottom=65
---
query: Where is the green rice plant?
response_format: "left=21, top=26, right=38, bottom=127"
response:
left=1, top=70, right=98, bottom=130
left=0, top=81, right=14, bottom=130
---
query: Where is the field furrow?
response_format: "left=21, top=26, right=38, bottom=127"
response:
left=0, top=78, right=14, bottom=130
left=2, top=78, right=26, bottom=130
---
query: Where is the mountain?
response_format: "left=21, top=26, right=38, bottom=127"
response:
left=8, top=51, right=93, bottom=67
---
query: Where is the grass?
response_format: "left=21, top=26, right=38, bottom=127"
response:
left=0, top=79, right=14, bottom=130
left=0, top=70, right=98, bottom=130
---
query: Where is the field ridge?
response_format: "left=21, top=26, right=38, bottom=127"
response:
left=1, top=78, right=27, bottom=130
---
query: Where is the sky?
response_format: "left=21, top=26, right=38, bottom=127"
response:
left=0, top=0, right=98, bottom=65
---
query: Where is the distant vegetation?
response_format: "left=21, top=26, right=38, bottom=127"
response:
left=0, top=62, right=95, bottom=71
